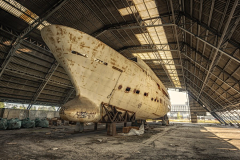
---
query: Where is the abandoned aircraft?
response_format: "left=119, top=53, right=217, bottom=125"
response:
left=41, top=25, right=171, bottom=123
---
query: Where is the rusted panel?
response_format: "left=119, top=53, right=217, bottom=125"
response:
left=41, top=25, right=171, bottom=122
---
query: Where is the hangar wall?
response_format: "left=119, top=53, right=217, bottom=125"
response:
left=0, top=108, right=59, bottom=120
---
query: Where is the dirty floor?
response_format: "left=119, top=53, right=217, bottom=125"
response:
left=0, top=122, right=240, bottom=160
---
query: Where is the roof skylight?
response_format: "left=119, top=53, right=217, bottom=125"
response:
left=118, top=6, right=137, bottom=16
left=0, top=0, right=51, bottom=30
left=129, top=0, right=181, bottom=88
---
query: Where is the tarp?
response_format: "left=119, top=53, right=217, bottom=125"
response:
left=126, top=124, right=144, bottom=136
left=119, top=124, right=145, bottom=136
left=21, top=118, right=35, bottom=128
left=0, top=118, right=8, bottom=130
left=35, top=118, right=49, bottom=128
left=7, top=118, right=21, bottom=129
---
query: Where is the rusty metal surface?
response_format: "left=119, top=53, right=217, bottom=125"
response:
left=41, top=25, right=170, bottom=122
left=100, top=103, right=136, bottom=123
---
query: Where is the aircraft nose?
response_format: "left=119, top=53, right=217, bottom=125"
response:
left=41, top=25, right=57, bottom=45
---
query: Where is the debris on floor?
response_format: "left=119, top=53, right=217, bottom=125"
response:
left=0, top=123, right=240, bottom=159
left=120, top=124, right=144, bottom=136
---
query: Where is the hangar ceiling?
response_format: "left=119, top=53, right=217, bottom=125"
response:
left=0, top=0, right=239, bottom=126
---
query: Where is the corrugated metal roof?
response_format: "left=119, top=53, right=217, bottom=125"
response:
left=0, top=0, right=239, bottom=125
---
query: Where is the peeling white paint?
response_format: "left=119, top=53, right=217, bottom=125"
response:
left=41, top=25, right=171, bottom=122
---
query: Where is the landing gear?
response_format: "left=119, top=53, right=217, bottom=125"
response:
left=131, top=120, right=147, bottom=127
left=100, top=103, right=136, bottom=136
left=107, top=123, right=117, bottom=136
left=75, top=122, right=84, bottom=132
left=94, top=122, right=98, bottom=131
left=162, top=115, right=169, bottom=126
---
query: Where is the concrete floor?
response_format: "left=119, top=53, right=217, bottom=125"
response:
left=0, top=122, right=240, bottom=160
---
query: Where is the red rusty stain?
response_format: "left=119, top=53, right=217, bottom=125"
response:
left=79, top=42, right=89, bottom=49
left=69, top=33, right=77, bottom=43
left=41, top=25, right=171, bottom=122
left=122, top=65, right=128, bottom=71
left=46, top=28, right=53, bottom=35
left=49, top=37, right=55, bottom=44
left=56, top=25, right=66, bottom=35
left=118, top=85, right=122, bottom=90
left=97, top=43, right=102, bottom=48
left=78, top=35, right=83, bottom=40
left=56, top=47, right=62, bottom=53
left=102, top=45, right=105, bottom=50
left=67, top=58, right=75, bottom=66
left=111, top=58, right=116, bottom=62
left=56, top=37, right=61, bottom=43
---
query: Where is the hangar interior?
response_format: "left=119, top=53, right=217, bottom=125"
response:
left=0, top=0, right=239, bottom=126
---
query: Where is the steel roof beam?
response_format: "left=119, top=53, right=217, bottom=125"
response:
left=209, top=60, right=240, bottom=103
left=118, top=42, right=178, bottom=52
left=128, top=1, right=176, bottom=88
left=92, top=17, right=240, bottom=65
left=91, top=12, right=177, bottom=37
left=91, top=14, right=180, bottom=87
left=5, top=68, right=73, bottom=88
left=27, top=61, right=59, bottom=109
left=0, top=97, right=60, bottom=107
left=119, top=48, right=177, bottom=53
left=187, top=85, right=219, bottom=112
left=183, top=42, right=239, bottom=84
left=144, top=58, right=181, bottom=61
left=187, top=83, right=239, bottom=125
left=185, top=72, right=240, bottom=121
left=197, top=0, right=239, bottom=100
left=187, top=80, right=230, bottom=116
left=187, top=91, right=223, bottom=124
left=169, top=0, right=186, bottom=89
left=184, top=65, right=236, bottom=108
left=0, top=0, right=68, bottom=79
left=187, top=90, right=227, bottom=124
left=60, top=88, right=75, bottom=106
left=0, top=24, right=52, bottom=55
left=201, top=0, right=215, bottom=59
left=108, top=23, right=174, bottom=31
left=193, top=0, right=203, bottom=84
left=185, top=60, right=232, bottom=99
left=180, top=10, right=240, bottom=48
left=182, top=51, right=240, bottom=95
left=178, top=25, right=240, bottom=64
left=57, top=88, right=75, bottom=111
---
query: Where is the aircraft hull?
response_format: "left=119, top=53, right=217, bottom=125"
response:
left=41, top=25, right=170, bottom=122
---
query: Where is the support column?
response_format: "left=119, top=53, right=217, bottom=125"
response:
left=162, top=115, right=169, bottom=126
left=75, top=122, right=84, bottom=132
left=94, top=123, right=98, bottom=131
left=107, top=123, right=116, bottom=136
left=191, top=113, right=198, bottom=123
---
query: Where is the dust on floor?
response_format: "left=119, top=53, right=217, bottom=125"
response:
left=0, top=123, right=239, bottom=160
